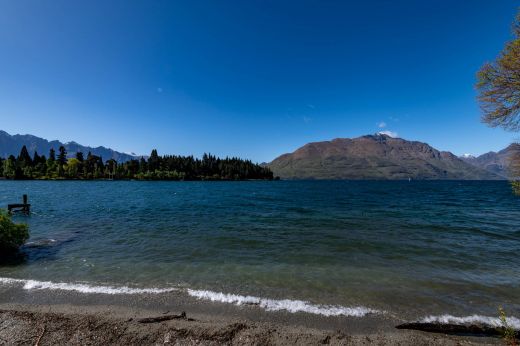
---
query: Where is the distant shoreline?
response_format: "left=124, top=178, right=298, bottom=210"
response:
left=0, top=177, right=277, bottom=181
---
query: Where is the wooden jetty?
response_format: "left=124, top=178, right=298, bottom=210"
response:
left=8, top=194, right=31, bottom=214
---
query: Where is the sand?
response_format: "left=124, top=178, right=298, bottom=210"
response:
left=0, top=302, right=503, bottom=345
left=0, top=281, right=506, bottom=345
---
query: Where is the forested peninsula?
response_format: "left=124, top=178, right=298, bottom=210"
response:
left=0, top=146, right=274, bottom=180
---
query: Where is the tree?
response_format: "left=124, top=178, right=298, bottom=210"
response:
left=46, top=149, right=57, bottom=178
left=65, top=158, right=80, bottom=178
left=509, top=143, right=520, bottom=193
left=3, top=156, right=16, bottom=179
left=48, top=148, right=56, bottom=162
left=477, top=12, right=520, bottom=193
left=76, top=151, right=84, bottom=162
left=57, top=146, right=67, bottom=166
left=1, top=145, right=274, bottom=181
left=0, top=210, right=29, bottom=254
left=33, top=151, right=41, bottom=163
left=57, top=146, right=67, bottom=177
left=148, top=149, right=160, bottom=171
left=17, top=145, right=32, bottom=167
left=477, top=12, right=520, bottom=130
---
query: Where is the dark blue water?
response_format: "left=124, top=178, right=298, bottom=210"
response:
left=0, top=180, right=519, bottom=321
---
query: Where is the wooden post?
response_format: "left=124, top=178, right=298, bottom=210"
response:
left=8, top=195, right=30, bottom=214
left=23, top=195, right=29, bottom=213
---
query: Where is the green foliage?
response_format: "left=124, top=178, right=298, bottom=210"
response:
left=18, top=145, right=32, bottom=167
left=3, top=156, right=16, bottom=179
left=507, top=143, right=520, bottom=195
left=0, top=210, right=29, bottom=252
left=512, top=181, right=520, bottom=195
left=499, top=307, right=518, bottom=346
left=0, top=147, right=274, bottom=181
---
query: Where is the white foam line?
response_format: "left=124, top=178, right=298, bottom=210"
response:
left=421, top=314, right=520, bottom=330
left=0, top=277, right=176, bottom=295
left=0, top=277, right=378, bottom=317
left=187, top=289, right=380, bottom=317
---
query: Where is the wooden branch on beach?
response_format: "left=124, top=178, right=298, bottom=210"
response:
left=35, top=324, right=46, bottom=346
left=137, top=311, right=192, bottom=323
left=396, top=322, right=519, bottom=338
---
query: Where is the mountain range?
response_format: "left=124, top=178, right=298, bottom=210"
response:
left=1, top=130, right=517, bottom=180
left=267, top=134, right=509, bottom=180
left=459, top=144, right=519, bottom=179
left=0, top=130, right=139, bottom=163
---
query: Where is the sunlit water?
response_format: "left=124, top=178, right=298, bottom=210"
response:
left=0, top=180, right=518, bottom=322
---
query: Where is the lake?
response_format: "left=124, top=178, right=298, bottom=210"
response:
left=0, top=180, right=518, bottom=325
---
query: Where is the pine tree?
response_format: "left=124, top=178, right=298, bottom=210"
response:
left=76, top=151, right=84, bottom=162
left=148, top=149, right=160, bottom=171
left=57, top=146, right=67, bottom=166
left=18, top=145, right=32, bottom=167
left=49, top=148, right=56, bottom=162
left=33, top=151, right=41, bottom=163
left=1, top=145, right=274, bottom=181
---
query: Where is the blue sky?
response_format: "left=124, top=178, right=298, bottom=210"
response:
left=0, top=1, right=518, bottom=162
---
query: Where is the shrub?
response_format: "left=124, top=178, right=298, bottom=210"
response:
left=0, top=210, right=29, bottom=252
left=499, top=307, right=518, bottom=346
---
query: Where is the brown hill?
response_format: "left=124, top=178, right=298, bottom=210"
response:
left=460, top=143, right=520, bottom=178
left=268, top=134, right=503, bottom=180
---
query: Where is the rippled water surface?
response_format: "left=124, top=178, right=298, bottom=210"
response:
left=0, top=180, right=518, bottom=318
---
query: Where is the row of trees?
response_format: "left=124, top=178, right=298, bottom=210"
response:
left=0, top=146, right=275, bottom=181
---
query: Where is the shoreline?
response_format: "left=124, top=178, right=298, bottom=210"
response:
left=0, top=280, right=505, bottom=345
left=0, top=303, right=502, bottom=345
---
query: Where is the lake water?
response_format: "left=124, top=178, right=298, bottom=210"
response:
left=0, top=181, right=519, bottom=325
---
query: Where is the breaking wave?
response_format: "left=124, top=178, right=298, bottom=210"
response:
left=0, top=277, right=380, bottom=317
left=421, top=314, right=520, bottom=330
left=187, top=289, right=380, bottom=317
left=0, top=277, right=177, bottom=295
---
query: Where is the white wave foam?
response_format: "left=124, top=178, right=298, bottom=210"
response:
left=187, top=289, right=380, bottom=317
left=421, top=314, right=520, bottom=330
left=0, top=277, right=176, bottom=295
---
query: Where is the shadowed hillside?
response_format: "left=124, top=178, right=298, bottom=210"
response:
left=460, top=143, right=520, bottom=178
left=268, top=134, right=503, bottom=180
left=0, top=130, right=138, bottom=163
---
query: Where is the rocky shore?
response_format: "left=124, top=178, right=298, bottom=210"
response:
left=0, top=305, right=502, bottom=345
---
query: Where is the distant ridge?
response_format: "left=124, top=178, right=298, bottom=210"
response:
left=460, top=143, right=520, bottom=178
left=268, top=134, right=503, bottom=180
left=0, top=130, right=139, bottom=163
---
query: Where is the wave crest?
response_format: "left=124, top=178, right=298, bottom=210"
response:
left=421, top=314, right=520, bottom=330
left=0, top=277, right=380, bottom=317
left=0, top=277, right=176, bottom=295
left=187, top=289, right=380, bottom=317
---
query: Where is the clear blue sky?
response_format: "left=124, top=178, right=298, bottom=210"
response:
left=0, top=1, right=518, bottom=162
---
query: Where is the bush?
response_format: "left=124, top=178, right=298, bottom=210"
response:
left=0, top=210, right=29, bottom=252
left=499, top=307, right=519, bottom=346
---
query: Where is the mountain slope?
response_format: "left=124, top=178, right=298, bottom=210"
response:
left=460, top=143, right=520, bottom=178
left=268, top=134, right=503, bottom=180
left=0, top=130, right=139, bottom=163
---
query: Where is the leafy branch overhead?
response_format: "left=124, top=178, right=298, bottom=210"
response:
left=477, top=12, right=520, bottom=131
left=477, top=11, right=520, bottom=194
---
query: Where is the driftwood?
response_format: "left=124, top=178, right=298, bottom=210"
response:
left=137, top=311, right=192, bottom=323
left=396, top=322, right=519, bottom=338
left=35, top=324, right=46, bottom=346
